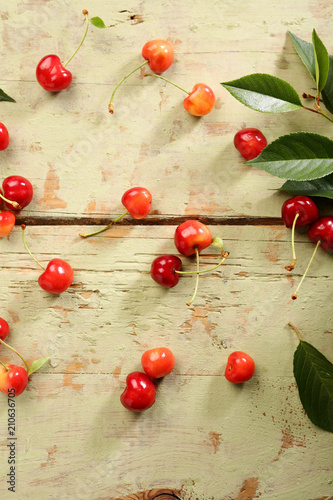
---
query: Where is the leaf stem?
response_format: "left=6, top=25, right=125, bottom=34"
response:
left=0, top=340, right=29, bottom=372
left=21, top=225, right=45, bottom=270
left=302, top=105, right=333, bottom=123
left=63, top=10, right=90, bottom=67
left=79, top=211, right=129, bottom=238
left=187, top=247, right=200, bottom=307
left=287, top=322, right=302, bottom=341
left=285, top=213, right=299, bottom=271
left=109, top=61, right=149, bottom=113
left=0, top=192, right=21, bottom=209
left=176, top=251, right=229, bottom=275
left=144, top=73, right=190, bottom=95
left=292, top=240, right=320, bottom=300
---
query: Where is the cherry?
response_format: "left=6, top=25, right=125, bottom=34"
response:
left=141, top=347, right=175, bottom=379
left=0, top=210, right=15, bottom=237
left=0, top=122, right=10, bottom=151
left=150, top=255, right=182, bottom=288
left=22, top=225, right=74, bottom=294
left=234, top=128, right=267, bottom=161
left=291, top=216, right=333, bottom=300
left=0, top=364, right=28, bottom=396
left=224, top=351, right=255, bottom=384
left=2, top=175, right=33, bottom=210
left=0, top=318, right=9, bottom=341
left=109, top=39, right=174, bottom=113
left=80, top=187, right=152, bottom=238
left=282, top=196, right=319, bottom=271
left=174, top=220, right=213, bottom=257
left=120, top=371, right=156, bottom=412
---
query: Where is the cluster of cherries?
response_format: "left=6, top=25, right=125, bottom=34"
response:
left=0, top=318, right=49, bottom=397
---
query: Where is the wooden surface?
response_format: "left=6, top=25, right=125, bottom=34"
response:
left=0, top=1, right=333, bottom=499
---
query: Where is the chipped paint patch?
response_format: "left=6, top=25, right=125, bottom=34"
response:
left=37, top=164, right=67, bottom=210
left=235, top=477, right=260, bottom=500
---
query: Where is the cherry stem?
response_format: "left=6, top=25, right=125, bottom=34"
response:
left=79, top=211, right=129, bottom=238
left=176, top=251, right=229, bottom=275
left=145, top=73, right=190, bottom=95
left=302, top=105, right=333, bottom=123
left=109, top=60, right=149, bottom=113
left=0, top=192, right=21, bottom=209
left=285, top=213, right=300, bottom=271
left=0, top=339, right=29, bottom=372
left=187, top=247, right=200, bottom=307
left=63, top=10, right=89, bottom=67
left=0, top=360, right=9, bottom=371
left=21, top=225, right=46, bottom=270
left=292, top=240, right=320, bottom=300
left=287, top=322, right=302, bottom=342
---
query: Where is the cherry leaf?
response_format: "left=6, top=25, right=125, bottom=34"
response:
left=280, top=173, right=333, bottom=199
left=312, top=29, right=329, bottom=93
left=293, top=339, right=333, bottom=432
left=322, top=55, right=333, bottom=114
left=28, top=357, right=50, bottom=376
left=221, top=74, right=302, bottom=113
left=89, top=17, right=106, bottom=28
left=246, top=132, right=333, bottom=181
left=288, top=31, right=316, bottom=81
left=0, top=88, right=15, bottom=103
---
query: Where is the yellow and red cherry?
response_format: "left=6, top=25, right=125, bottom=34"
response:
left=183, top=83, right=216, bottom=116
left=174, top=220, right=212, bottom=257
left=234, top=128, right=267, bottom=161
left=0, top=318, right=9, bottom=341
left=0, top=364, right=28, bottom=397
left=0, top=123, right=10, bottom=151
left=150, top=255, right=182, bottom=288
left=141, top=347, right=175, bottom=379
left=225, top=351, right=255, bottom=384
left=0, top=210, right=15, bottom=237
left=120, top=372, right=156, bottom=412
left=1, top=175, right=33, bottom=210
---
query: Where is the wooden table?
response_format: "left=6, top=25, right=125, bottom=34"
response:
left=1, top=1, right=332, bottom=499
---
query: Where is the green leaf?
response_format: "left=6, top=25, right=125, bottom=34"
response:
left=294, top=340, right=333, bottom=432
left=288, top=31, right=316, bottom=81
left=28, top=357, right=50, bottom=376
left=322, top=55, right=333, bottom=114
left=281, top=173, right=333, bottom=199
left=89, top=17, right=106, bottom=28
left=312, top=29, right=329, bottom=93
left=246, top=132, right=333, bottom=181
left=221, top=73, right=303, bottom=113
left=0, top=88, right=15, bottom=103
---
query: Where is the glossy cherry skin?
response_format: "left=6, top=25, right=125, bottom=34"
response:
left=2, top=176, right=33, bottom=210
left=225, top=351, right=255, bottom=384
left=121, top=187, right=152, bottom=219
left=150, top=255, right=182, bottom=288
left=0, top=210, right=15, bottom=237
left=0, top=318, right=9, bottom=341
left=36, top=55, right=72, bottom=92
left=183, top=83, right=215, bottom=117
left=0, top=364, right=28, bottom=396
left=142, top=347, right=175, bottom=379
left=120, top=372, right=156, bottom=412
left=282, top=196, right=319, bottom=228
left=308, top=216, right=333, bottom=252
left=234, top=128, right=267, bottom=161
left=141, top=40, right=174, bottom=73
left=174, top=220, right=212, bottom=257
left=0, top=123, right=10, bottom=151
left=38, top=259, right=74, bottom=295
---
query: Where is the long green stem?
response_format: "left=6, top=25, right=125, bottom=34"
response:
left=64, top=10, right=89, bottom=67
left=145, top=73, right=190, bottom=95
left=0, top=340, right=29, bottom=372
left=285, top=213, right=299, bottom=271
left=288, top=322, right=302, bottom=341
left=21, top=225, right=45, bottom=270
left=187, top=248, right=200, bottom=307
left=176, top=251, right=229, bottom=275
left=79, top=211, right=129, bottom=238
left=0, top=192, right=21, bottom=209
left=292, top=240, right=320, bottom=300
left=109, top=61, right=149, bottom=113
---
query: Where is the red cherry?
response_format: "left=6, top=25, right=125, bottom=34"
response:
left=150, top=255, right=182, bottom=288
left=308, top=216, right=333, bottom=252
left=282, top=196, right=319, bottom=228
left=141, top=347, right=175, bottom=379
left=2, top=176, right=33, bottom=210
left=183, top=83, right=215, bottom=116
left=141, top=39, right=174, bottom=73
left=0, top=123, right=10, bottom=151
left=174, top=220, right=212, bottom=257
left=0, top=318, right=9, bottom=341
left=121, top=187, right=152, bottom=219
left=120, top=372, right=156, bottom=412
left=36, top=55, right=73, bottom=92
left=38, top=259, right=74, bottom=295
left=234, top=128, right=267, bottom=161
left=0, top=364, right=28, bottom=396
left=225, top=351, right=255, bottom=384
left=0, top=210, right=15, bottom=237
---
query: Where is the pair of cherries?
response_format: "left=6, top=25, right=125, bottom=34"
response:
left=0, top=318, right=49, bottom=397
left=0, top=175, right=34, bottom=238
left=282, top=196, right=333, bottom=299
left=120, top=347, right=175, bottom=412
left=151, top=220, right=228, bottom=306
